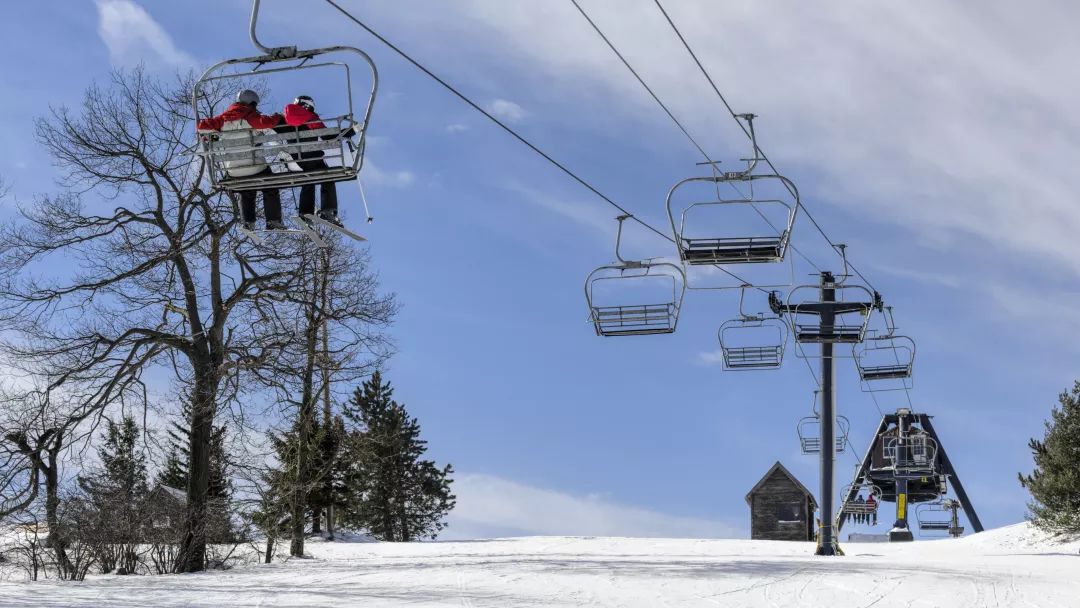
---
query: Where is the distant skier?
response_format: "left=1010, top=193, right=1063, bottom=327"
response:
left=865, top=494, right=878, bottom=525
left=854, top=495, right=866, bottom=524
left=197, top=89, right=286, bottom=230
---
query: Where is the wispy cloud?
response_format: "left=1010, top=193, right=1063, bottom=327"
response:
left=487, top=99, right=528, bottom=123
left=443, top=473, right=742, bottom=540
left=446, top=123, right=470, bottom=134
left=95, top=0, right=194, bottom=69
left=363, top=160, right=415, bottom=188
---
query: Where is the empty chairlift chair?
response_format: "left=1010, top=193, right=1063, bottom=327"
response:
left=192, top=2, right=377, bottom=194
left=916, top=500, right=964, bottom=537
left=665, top=115, right=800, bottom=266
left=855, top=334, right=915, bottom=388
left=882, top=433, right=938, bottom=473
left=717, top=287, right=788, bottom=370
left=797, top=391, right=849, bottom=454
left=585, top=216, right=687, bottom=337
left=797, top=415, right=850, bottom=454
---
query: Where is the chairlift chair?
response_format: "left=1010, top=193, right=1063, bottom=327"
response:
left=797, top=391, right=849, bottom=454
left=716, top=287, right=788, bottom=370
left=839, top=481, right=882, bottom=516
left=585, top=216, right=687, bottom=337
left=797, top=415, right=850, bottom=454
left=665, top=115, right=801, bottom=266
left=881, top=433, right=938, bottom=473
left=855, top=334, right=915, bottom=386
left=192, top=0, right=377, bottom=195
left=916, top=500, right=964, bottom=537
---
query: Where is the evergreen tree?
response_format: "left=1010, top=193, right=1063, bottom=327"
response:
left=80, top=416, right=150, bottom=506
left=154, top=404, right=235, bottom=541
left=342, top=372, right=455, bottom=541
left=307, top=415, right=349, bottom=536
left=1019, top=381, right=1080, bottom=534
left=78, top=416, right=150, bottom=573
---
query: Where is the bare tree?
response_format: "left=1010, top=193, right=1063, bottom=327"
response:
left=0, top=68, right=303, bottom=572
left=251, top=237, right=395, bottom=557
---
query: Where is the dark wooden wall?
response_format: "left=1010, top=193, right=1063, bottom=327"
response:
left=750, top=469, right=815, bottom=541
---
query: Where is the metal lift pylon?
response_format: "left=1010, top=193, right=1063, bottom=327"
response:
left=769, top=271, right=881, bottom=556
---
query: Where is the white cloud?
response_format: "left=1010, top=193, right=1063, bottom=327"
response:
left=443, top=473, right=742, bottom=540
left=363, top=160, right=415, bottom=188
left=696, top=350, right=725, bottom=367
left=446, top=123, right=470, bottom=133
left=95, top=0, right=194, bottom=68
left=379, top=2, right=1080, bottom=281
left=487, top=99, right=528, bottom=123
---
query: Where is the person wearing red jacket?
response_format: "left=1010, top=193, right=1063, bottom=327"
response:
left=197, top=89, right=286, bottom=230
left=279, top=95, right=343, bottom=225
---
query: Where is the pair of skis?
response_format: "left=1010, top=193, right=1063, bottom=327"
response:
left=238, top=213, right=366, bottom=248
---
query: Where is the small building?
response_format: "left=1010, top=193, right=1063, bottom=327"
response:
left=745, top=461, right=817, bottom=541
left=145, top=484, right=187, bottom=535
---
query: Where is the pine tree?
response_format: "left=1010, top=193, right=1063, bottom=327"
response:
left=154, top=404, right=234, bottom=541
left=342, top=372, right=455, bottom=541
left=78, top=416, right=150, bottom=573
left=80, top=416, right=150, bottom=507
left=1019, top=381, right=1080, bottom=534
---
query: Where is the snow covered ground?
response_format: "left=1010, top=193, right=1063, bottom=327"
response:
left=1, top=523, right=1076, bottom=607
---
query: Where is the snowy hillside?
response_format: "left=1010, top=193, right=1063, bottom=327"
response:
left=1, top=523, right=1076, bottom=607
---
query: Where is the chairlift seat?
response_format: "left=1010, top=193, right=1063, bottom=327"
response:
left=800, top=436, right=848, bottom=454
left=591, top=303, right=678, bottom=337
left=795, top=324, right=865, bottom=344
left=919, top=521, right=951, bottom=531
left=682, top=236, right=783, bottom=265
left=199, top=116, right=360, bottom=192
left=723, top=345, right=783, bottom=369
left=859, top=364, right=912, bottom=381
left=842, top=501, right=878, bottom=515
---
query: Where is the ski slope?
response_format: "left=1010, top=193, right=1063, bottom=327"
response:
left=0, top=523, right=1076, bottom=607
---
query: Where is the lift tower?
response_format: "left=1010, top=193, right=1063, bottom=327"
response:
left=770, top=271, right=881, bottom=555
left=837, top=409, right=984, bottom=540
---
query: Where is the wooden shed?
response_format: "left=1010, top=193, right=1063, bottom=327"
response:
left=745, top=461, right=817, bottom=541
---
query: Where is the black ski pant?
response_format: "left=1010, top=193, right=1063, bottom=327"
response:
left=296, top=159, right=338, bottom=217
left=237, top=168, right=282, bottom=224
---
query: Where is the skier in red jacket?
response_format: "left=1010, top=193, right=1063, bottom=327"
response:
left=197, top=89, right=286, bottom=230
left=279, top=95, right=344, bottom=226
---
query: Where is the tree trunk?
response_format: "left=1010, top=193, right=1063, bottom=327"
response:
left=290, top=256, right=322, bottom=557
left=179, top=367, right=216, bottom=572
left=264, top=535, right=274, bottom=564
left=312, top=509, right=322, bottom=535
left=43, top=440, right=73, bottom=577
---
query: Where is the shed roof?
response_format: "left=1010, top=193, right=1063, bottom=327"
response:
left=744, top=461, right=818, bottom=509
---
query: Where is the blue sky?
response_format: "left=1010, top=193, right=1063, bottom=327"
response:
left=3, top=0, right=1078, bottom=540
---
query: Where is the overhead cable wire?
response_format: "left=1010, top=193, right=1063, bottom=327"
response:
left=322, top=0, right=760, bottom=290
left=570, top=0, right=824, bottom=278
left=651, top=0, right=878, bottom=293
